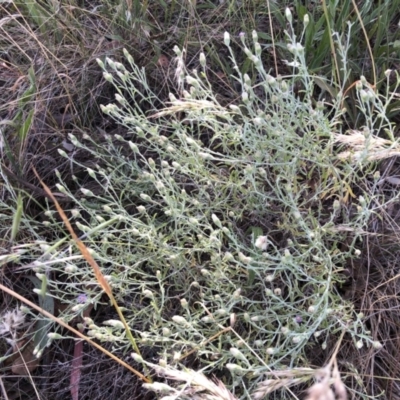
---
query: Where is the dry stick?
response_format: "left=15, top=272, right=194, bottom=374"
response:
left=351, top=0, right=376, bottom=90
left=266, top=0, right=278, bottom=77
left=13, top=343, right=41, bottom=400
left=31, top=167, right=152, bottom=382
left=0, top=283, right=150, bottom=383
left=321, top=0, right=341, bottom=89
left=0, top=376, right=10, bottom=400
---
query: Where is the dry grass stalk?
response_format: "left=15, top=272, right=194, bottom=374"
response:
left=252, top=368, right=315, bottom=399
left=147, top=364, right=238, bottom=400
left=251, top=365, right=347, bottom=400
left=334, top=130, right=400, bottom=162
left=305, top=365, right=347, bottom=400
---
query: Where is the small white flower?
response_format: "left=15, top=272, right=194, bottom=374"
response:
left=238, top=252, right=252, bottom=264
left=255, top=235, right=269, bottom=251
left=281, top=326, right=289, bottom=335
left=0, top=309, right=26, bottom=335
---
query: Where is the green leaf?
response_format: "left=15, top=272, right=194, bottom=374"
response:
left=18, top=109, right=34, bottom=144
left=310, top=27, right=331, bottom=71
left=10, top=193, right=23, bottom=242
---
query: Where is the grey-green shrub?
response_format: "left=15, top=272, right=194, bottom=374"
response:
left=8, top=12, right=397, bottom=398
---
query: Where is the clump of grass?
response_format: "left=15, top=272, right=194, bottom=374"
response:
left=4, top=9, right=396, bottom=398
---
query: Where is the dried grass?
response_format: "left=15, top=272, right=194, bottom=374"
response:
left=335, top=130, right=400, bottom=162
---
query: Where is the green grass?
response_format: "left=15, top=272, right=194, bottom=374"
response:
left=1, top=1, right=400, bottom=399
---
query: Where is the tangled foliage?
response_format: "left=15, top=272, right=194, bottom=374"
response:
left=6, top=17, right=397, bottom=398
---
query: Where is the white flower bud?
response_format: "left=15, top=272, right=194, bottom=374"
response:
left=199, top=52, right=206, bottom=68
left=48, top=332, right=63, bottom=339
left=96, top=58, right=105, bottom=69
left=226, top=363, right=245, bottom=373
left=180, top=298, right=188, bottom=308
left=308, top=305, right=316, bottom=313
left=385, top=69, right=392, bottom=78
left=65, top=264, right=78, bottom=273
left=211, top=213, right=222, bottom=227
left=292, top=336, right=301, bottom=344
left=230, top=347, right=247, bottom=362
left=87, top=168, right=96, bottom=178
left=103, top=320, right=124, bottom=329
left=103, top=72, right=113, bottom=82
left=372, top=341, right=383, bottom=349
left=224, top=32, right=230, bottom=46
left=172, top=315, right=187, bottom=325
left=162, top=327, right=171, bottom=336
left=80, top=188, right=94, bottom=197
left=131, top=352, right=143, bottom=363
left=128, top=141, right=139, bottom=153
left=285, top=7, right=292, bottom=23
left=281, top=326, right=289, bottom=335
